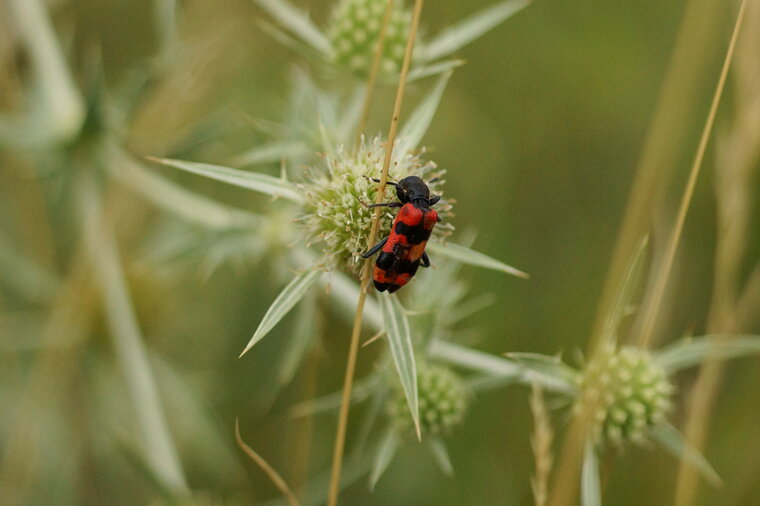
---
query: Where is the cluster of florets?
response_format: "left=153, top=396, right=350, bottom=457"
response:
left=576, top=343, right=673, bottom=446
left=300, top=135, right=451, bottom=272
left=327, top=0, right=413, bottom=77
left=387, top=362, right=468, bottom=436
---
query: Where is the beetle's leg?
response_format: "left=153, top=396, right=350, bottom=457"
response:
left=361, top=236, right=389, bottom=258
left=420, top=251, right=431, bottom=268
left=429, top=195, right=441, bottom=206
left=367, top=201, right=402, bottom=209
left=427, top=176, right=440, bottom=184
left=356, top=197, right=402, bottom=209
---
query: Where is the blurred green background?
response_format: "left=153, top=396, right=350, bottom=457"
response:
left=2, top=0, right=759, bottom=504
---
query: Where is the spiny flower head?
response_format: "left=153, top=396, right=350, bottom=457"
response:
left=327, top=0, right=412, bottom=77
left=300, top=135, right=452, bottom=272
left=387, top=362, right=468, bottom=436
left=576, top=343, right=673, bottom=446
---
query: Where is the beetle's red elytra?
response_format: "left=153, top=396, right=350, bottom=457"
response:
left=361, top=176, right=441, bottom=293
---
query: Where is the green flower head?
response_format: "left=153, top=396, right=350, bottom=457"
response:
left=327, top=0, right=413, bottom=77
left=387, top=362, right=468, bottom=436
left=577, top=343, right=674, bottom=446
left=300, top=135, right=452, bottom=272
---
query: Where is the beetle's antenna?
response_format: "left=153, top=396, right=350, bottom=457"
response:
left=365, top=175, right=400, bottom=188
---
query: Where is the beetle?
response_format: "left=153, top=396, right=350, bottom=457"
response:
left=361, top=175, right=441, bottom=293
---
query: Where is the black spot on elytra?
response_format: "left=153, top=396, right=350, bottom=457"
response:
left=395, top=221, right=431, bottom=244
left=377, top=251, right=396, bottom=270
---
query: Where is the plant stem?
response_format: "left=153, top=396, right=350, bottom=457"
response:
left=327, top=1, right=425, bottom=504
left=235, top=419, right=300, bottom=506
left=79, top=174, right=189, bottom=496
left=636, top=0, right=747, bottom=349
left=548, top=1, right=739, bottom=503
left=586, top=0, right=725, bottom=355
left=673, top=1, right=752, bottom=504
left=354, top=0, right=395, bottom=152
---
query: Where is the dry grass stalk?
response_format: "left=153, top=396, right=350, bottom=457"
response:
left=636, top=0, right=749, bottom=349
left=549, top=1, right=748, bottom=503
left=674, top=1, right=758, bottom=504
left=235, top=419, right=300, bottom=506
left=327, top=2, right=425, bottom=504
left=530, top=384, right=554, bottom=506
left=354, top=0, right=396, bottom=152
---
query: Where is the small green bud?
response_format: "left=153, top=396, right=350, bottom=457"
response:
left=327, top=0, right=413, bottom=77
left=578, top=344, right=673, bottom=446
left=387, top=362, right=468, bottom=436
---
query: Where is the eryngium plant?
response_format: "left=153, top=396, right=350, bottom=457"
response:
left=327, top=0, right=411, bottom=76
left=254, top=0, right=532, bottom=81
left=150, top=69, right=526, bottom=441
left=387, top=361, right=468, bottom=436
left=576, top=344, right=673, bottom=446
left=301, top=135, right=452, bottom=272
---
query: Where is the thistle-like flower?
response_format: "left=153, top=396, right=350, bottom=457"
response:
left=327, top=0, right=412, bottom=77
left=387, top=361, right=468, bottom=436
left=300, top=135, right=452, bottom=272
left=576, top=343, right=673, bottom=446
left=254, top=0, right=531, bottom=81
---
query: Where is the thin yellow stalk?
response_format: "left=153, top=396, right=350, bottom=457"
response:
left=327, top=2, right=424, bottom=504
left=587, top=0, right=725, bottom=356
left=548, top=1, right=744, bottom=504
left=235, top=419, right=300, bottom=506
left=355, top=0, right=396, bottom=152
left=636, top=0, right=747, bottom=349
left=673, top=1, right=753, bottom=504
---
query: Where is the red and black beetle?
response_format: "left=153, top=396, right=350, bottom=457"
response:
left=361, top=176, right=441, bottom=293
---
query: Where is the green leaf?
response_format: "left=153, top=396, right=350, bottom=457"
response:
left=428, top=437, right=454, bottom=475
left=581, top=441, right=601, bottom=506
left=257, top=20, right=327, bottom=63
left=650, top=423, right=722, bottom=487
left=79, top=175, right=188, bottom=494
left=407, top=59, right=465, bottom=82
left=0, top=233, right=58, bottom=303
left=504, top=353, right=580, bottom=394
left=369, top=428, right=400, bottom=490
left=254, top=0, right=332, bottom=55
left=465, top=373, right=522, bottom=393
left=114, top=150, right=261, bottom=229
left=397, top=72, right=453, bottom=154
left=289, top=375, right=381, bottom=419
left=426, top=242, right=529, bottom=278
left=290, top=248, right=384, bottom=331
left=602, top=235, right=648, bottom=340
left=231, top=140, right=310, bottom=168
left=150, top=157, right=303, bottom=202
left=151, top=354, right=247, bottom=482
left=654, top=335, right=760, bottom=372
left=380, top=294, right=420, bottom=437
left=1, top=0, right=85, bottom=148
left=240, top=269, right=322, bottom=357
left=422, top=0, right=531, bottom=62
left=429, top=339, right=522, bottom=379
left=276, top=291, right=317, bottom=386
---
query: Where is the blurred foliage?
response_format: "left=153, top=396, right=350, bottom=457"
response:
left=1, top=0, right=759, bottom=505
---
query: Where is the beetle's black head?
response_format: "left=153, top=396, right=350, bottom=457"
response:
left=396, top=176, right=430, bottom=205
